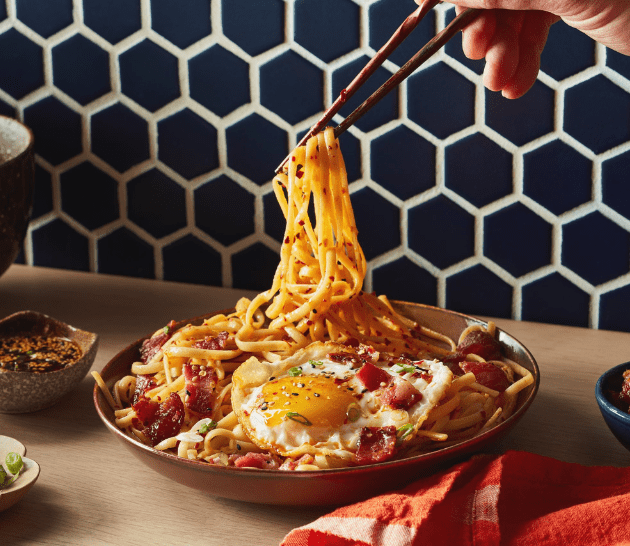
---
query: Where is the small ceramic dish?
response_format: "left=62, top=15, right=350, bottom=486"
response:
left=595, top=362, right=630, bottom=452
left=0, top=435, right=40, bottom=512
left=0, top=310, right=99, bottom=413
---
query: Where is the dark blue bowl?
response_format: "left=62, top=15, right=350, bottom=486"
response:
left=595, top=362, right=630, bottom=452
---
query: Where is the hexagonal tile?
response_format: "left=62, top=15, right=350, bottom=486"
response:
left=523, top=140, right=592, bottom=215
left=602, top=150, right=630, bottom=220
left=91, top=103, right=150, bottom=173
left=127, top=169, right=186, bottom=238
left=231, top=243, right=279, bottom=291
left=562, top=212, right=630, bottom=286
left=151, top=0, right=211, bottom=49
left=446, top=265, right=513, bottom=318
left=119, top=39, right=180, bottom=112
left=17, top=0, right=73, bottom=38
left=332, top=56, right=398, bottom=133
left=157, top=109, right=219, bottom=180
left=83, top=0, right=141, bottom=45
left=485, top=81, right=554, bottom=146
left=32, top=219, right=90, bottom=271
left=372, top=256, right=437, bottom=306
left=564, top=75, right=630, bottom=154
left=0, top=29, right=44, bottom=99
left=339, top=132, right=362, bottom=183
left=541, top=21, right=595, bottom=81
left=443, top=7, right=484, bottom=75
left=408, top=194, right=474, bottom=269
left=194, top=175, right=255, bottom=246
left=352, top=187, right=400, bottom=261
left=484, top=203, right=552, bottom=277
left=60, top=162, right=119, bottom=230
left=607, top=49, right=630, bottom=81
left=260, top=51, right=323, bottom=125
left=97, top=227, right=155, bottom=278
left=445, top=134, right=512, bottom=208
left=226, top=113, right=288, bottom=185
left=263, top=190, right=285, bottom=244
left=24, top=96, right=82, bottom=165
left=369, top=0, right=435, bottom=68
left=295, top=0, right=359, bottom=63
left=162, top=234, right=222, bottom=286
left=32, top=165, right=53, bottom=220
left=370, top=125, right=435, bottom=200
left=522, top=273, right=589, bottom=327
left=0, top=99, right=15, bottom=118
left=407, top=62, right=476, bottom=139
left=189, top=45, right=250, bottom=117
left=222, top=0, right=284, bottom=56
left=600, top=285, right=630, bottom=331
left=52, top=34, right=111, bottom=105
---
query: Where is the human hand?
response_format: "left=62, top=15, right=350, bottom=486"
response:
left=421, top=1, right=630, bottom=99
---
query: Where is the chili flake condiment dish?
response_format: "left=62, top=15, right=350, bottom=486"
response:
left=93, top=302, right=539, bottom=506
left=595, top=362, right=630, bottom=453
left=0, top=310, right=99, bottom=413
left=0, top=435, right=40, bottom=512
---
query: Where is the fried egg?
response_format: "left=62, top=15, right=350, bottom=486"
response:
left=231, top=341, right=452, bottom=463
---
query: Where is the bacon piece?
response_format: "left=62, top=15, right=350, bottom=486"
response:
left=132, top=392, right=185, bottom=446
left=457, top=330, right=502, bottom=361
left=380, top=379, right=422, bottom=409
left=460, top=361, right=510, bottom=392
left=193, top=331, right=228, bottom=350
left=132, top=374, right=157, bottom=405
left=140, top=320, right=176, bottom=363
left=233, top=452, right=280, bottom=469
left=329, top=352, right=372, bottom=369
left=279, top=454, right=315, bottom=471
left=355, top=426, right=397, bottom=465
left=356, top=362, right=392, bottom=391
left=183, top=363, right=217, bottom=416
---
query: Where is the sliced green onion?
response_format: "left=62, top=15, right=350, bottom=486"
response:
left=286, top=412, right=312, bottom=426
left=308, top=360, right=323, bottom=367
left=393, top=363, right=416, bottom=374
left=163, top=325, right=170, bottom=335
left=0, top=467, right=6, bottom=486
left=289, top=366, right=303, bottom=377
left=346, top=403, right=361, bottom=423
left=199, top=420, right=217, bottom=434
left=5, top=452, right=22, bottom=475
left=397, top=423, right=414, bottom=441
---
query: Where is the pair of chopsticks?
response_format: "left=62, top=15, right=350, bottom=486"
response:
left=276, top=1, right=480, bottom=174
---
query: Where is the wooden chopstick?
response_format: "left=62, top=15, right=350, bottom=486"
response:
left=275, top=0, right=442, bottom=174
left=334, top=7, right=480, bottom=140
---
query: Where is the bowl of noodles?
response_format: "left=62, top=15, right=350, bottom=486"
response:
left=93, top=128, right=539, bottom=505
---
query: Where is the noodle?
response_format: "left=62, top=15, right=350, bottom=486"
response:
left=93, top=128, right=534, bottom=470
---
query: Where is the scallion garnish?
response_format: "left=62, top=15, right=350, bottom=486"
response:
left=289, top=366, right=302, bottom=377
left=397, top=423, right=414, bottom=441
left=309, top=360, right=323, bottom=367
left=199, top=420, right=217, bottom=434
left=286, top=412, right=312, bottom=426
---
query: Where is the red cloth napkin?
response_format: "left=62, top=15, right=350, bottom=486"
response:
left=280, top=451, right=630, bottom=546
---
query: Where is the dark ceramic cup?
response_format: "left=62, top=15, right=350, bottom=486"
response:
left=0, top=116, right=34, bottom=278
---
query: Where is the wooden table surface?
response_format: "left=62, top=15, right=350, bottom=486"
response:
left=1, top=264, right=629, bottom=545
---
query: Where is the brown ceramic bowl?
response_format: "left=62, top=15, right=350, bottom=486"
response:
left=0, top=116, right=35, bottom=279
left=93, top=302, right=539, bottom=506
left=0, top=311, right=99, bottom=413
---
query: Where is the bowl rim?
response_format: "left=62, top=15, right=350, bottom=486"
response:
left=0, top=114, right=34, bottom=169
left=93, top=301, right=540, bottom=479
left=595, top=362, right=630, bottom=422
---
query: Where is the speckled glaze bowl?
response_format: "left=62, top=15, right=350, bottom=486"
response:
left=0, top=311, right=99, bottom=413
left=0, top=116, right=35, bottom=279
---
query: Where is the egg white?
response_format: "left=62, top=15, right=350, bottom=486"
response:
left=231, top=341, right=452, bottom=461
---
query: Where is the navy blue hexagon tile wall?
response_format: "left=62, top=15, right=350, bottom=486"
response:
left=3, top=0, right=630, bottom=333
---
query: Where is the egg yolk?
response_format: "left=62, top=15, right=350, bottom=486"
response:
left=257, top=375, right=357, bottom=428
